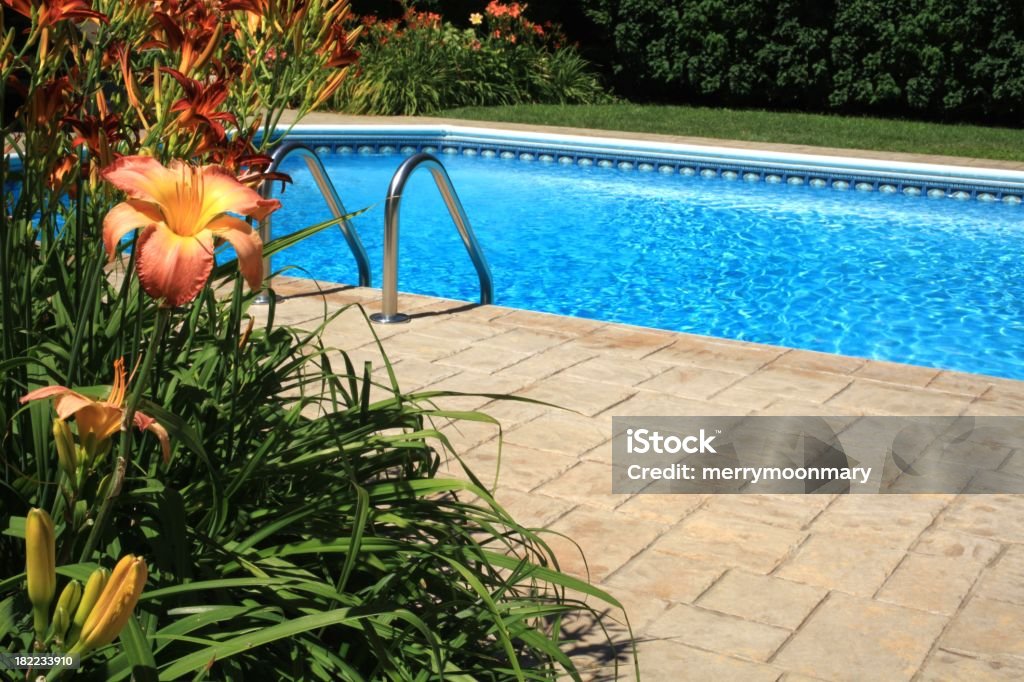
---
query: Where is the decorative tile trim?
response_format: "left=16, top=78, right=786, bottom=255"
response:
left=277, top=132, right=1024, bottom=206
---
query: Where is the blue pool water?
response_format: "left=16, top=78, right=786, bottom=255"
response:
left=265, top=150, right=1024, bottom=380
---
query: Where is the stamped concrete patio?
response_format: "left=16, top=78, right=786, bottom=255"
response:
left=254, top=275, right=1024, bottom=681
left=266, top=112, right=1023, bottom=679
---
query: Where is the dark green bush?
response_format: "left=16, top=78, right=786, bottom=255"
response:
left=581, top=0, right=1024, bottom=124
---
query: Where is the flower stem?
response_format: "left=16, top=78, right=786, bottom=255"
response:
left=32, top=606, right=48, bottom=648
left=122, top=307, right=171, bottom=436
left=78, top=307, right=171, bottom=562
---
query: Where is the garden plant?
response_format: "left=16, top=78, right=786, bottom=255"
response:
left=0, top=0, right=628, bottom=678
left=333, top=1, right=611, bottom=115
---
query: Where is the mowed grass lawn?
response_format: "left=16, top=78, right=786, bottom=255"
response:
left=439, top=104, right=1024, bottom=163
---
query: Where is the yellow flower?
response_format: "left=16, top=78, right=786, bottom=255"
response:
left=469, top=12, right=483, bottom=25
left=71, top=555, right=147, bottom=654
left=25, top=508, right=56, bottom=641
left=101, top=155, right=280, bottom=308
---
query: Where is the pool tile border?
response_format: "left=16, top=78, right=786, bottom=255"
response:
left=278, top=131, right=1024, bottom=205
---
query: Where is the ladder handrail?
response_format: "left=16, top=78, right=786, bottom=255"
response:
left=258, top=142, right=372, bottom=292
left=370, top=153, right=493, bottom=324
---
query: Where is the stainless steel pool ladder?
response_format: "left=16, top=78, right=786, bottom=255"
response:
left=370, top=153, right=494, bottom=324
left=255, top=142, right=371, bottom=304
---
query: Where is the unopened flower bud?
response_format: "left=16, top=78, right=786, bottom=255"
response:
left=66, top=567, right=108, bottom=648
left=70, top=556, right=146, bottom=654
left=52, top=605, right=70, bottom=645
left=52, top=580, right=82, bottom=642
left=52, top=418, right=77, bottom=477
left=25, top=509, right=56, bottom=641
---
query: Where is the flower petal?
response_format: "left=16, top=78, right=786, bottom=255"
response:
left=21, top=385, right=75, bottom=405
left=134, top=411, right=171, bottom=464
left=76, top=403, right=123, bottom=442
left=102, top=200, right=163, bottom=260
left=136, top=224, right=214, bottom=308
left=101, top=155, right=180, bottom=205
left=208, top=215, right=264, bottom=290
left=198, top=165, right=280, bottom=224
left=22, top=385, right=102, bottom=421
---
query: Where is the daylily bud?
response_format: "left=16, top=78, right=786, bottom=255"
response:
left=66, top=567, right=108, bottom=648
left=72, top=499, right=87, bottom=533
left=53, top=580, right=82, bottom=642
left=25, top=509, right=56, bottom=641
left=52, top=605, right=70, bottom=644
left=71, top=556, right=146, bottom=654
left=52, top=418, right=77, bottom=477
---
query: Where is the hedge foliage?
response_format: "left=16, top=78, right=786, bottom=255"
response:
left=580, top=0, right=1024, bottom=123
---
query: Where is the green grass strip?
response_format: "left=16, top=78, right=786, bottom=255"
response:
left=439, top=104, right=1024, bottom=163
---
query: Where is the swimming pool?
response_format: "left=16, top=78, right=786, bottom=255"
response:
left=265, top=126, right=1024, bottom=381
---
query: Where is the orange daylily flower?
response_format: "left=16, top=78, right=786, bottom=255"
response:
left=47, top=154, right=77, bottom=195
left=101, top=155, right=280, bottom=308
left=207, top=120, right=290, bottom=188
left=2, top=0, right=107, bottom=26
left=65, top=110, right=133, bottom=170
left=23, top=76, right=72, bottom=131
left=20, top=358, right=171, bottom=463
left=162, top=68, right=237, bottom=141
left=322, top=24, right=362, bottom=69
left=148, top=0, right=223, bottom=75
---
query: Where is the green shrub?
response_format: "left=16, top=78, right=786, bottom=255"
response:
left=535, top=48, right=611, bottom=104
left=0, top=0, right=629, bottom=677
left=333, top=4, right=612, bottom=115
left=581, top=0, right=1024, bottom=124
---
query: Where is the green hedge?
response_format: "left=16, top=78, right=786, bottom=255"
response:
left=581, top=0, right=1024, bottom=123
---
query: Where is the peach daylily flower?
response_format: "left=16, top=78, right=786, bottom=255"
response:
left=21, top=358, right=171, bottom=463
left=101, top=155, right=280, bottom=308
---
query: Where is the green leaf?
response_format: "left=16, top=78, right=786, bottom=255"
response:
left=210, top=209, right=368, bottom=283
left=121, top=616, right=159, bottom=682
left=0, top=595, right=20, bottom=640
left=156, top=607, right=385, bottom=680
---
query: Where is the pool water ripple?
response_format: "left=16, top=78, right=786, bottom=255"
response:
left=263, top=151, right=1024, bottom=380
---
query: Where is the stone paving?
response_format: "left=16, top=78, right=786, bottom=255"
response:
left=268, top=111, right=1024, bottom=679
left=254, top=276, right=1024, bottom=681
